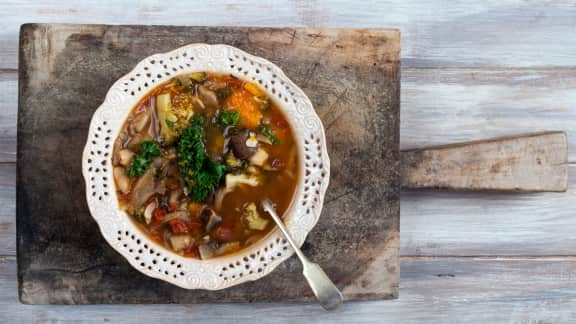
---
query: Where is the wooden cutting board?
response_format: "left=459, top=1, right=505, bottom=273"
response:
left=17, top=24, right=400, bottom=304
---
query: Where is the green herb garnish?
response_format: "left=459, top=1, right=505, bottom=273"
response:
left=260, top=125, right=281, bottom=144
left=219, top=109, right=242, bottom=126
left=127, top=141, right=161, bottom=177
left=140, top=141, right=161, bottom=156
left=165, top=119, right=175, bottom=129
left=178, top=115, right=227, bottom=202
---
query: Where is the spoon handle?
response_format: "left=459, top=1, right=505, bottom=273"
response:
left=262, top=199, right=343, bottom=310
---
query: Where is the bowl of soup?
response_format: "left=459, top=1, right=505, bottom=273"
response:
left=82, top=44, right=329, bottom=290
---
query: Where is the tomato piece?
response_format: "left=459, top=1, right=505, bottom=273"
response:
left=150, top=208, right=166, bottom=226
left=271, top=158, right=287, bottom=170
left=212, top=226, right=236, bottom=242
left=226, top=76, right=243, bottom=89
left=169, top=219, right=190, bottom=234
left=149, top=229, right=163, bottom=242
left=187, top=219, right=203, bottom=230
left=183, top=245, right=198, bottom=258
left=169, top=202, right=178, bottom=212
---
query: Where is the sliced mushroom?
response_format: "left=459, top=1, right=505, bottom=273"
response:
left=118, top=149, right=135, bottom=167
left=198, top=85, right=219, bottom=110
left=130, top=109, right=151, bottom=134
left=169, top=189, right=182, bottom=205
left=131, top=168, right=166, bottom=209
left=163, top=211, right=189, bottom=223
left=246, top=132, right=258, bottom=148
left=256, top=133, right=272, bottom=145
left=113, top=167, right=131, bottom=194
left=191, top=96, right=206, bottom=110
left=126, top=131, right=153, bottom=151
left=113, top=132, right=128, bottom=165
left=143, top=200, right=157, bottom=224
left=198, top=244, right=216, bottom=260
left=201, top=208, right=223, bottom=232
left=170, top=234, right=192, bottom=252
left=229, top=129, right=257, bottom=159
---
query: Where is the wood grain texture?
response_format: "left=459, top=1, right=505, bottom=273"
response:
left=0, top=70, right=574, bottom=257
left=401, top=132, right=568, bottom=192
left=2, top=1, right=576, bottom=69
left=0, top=166, right=15, bottom=256
left=5, top=67, right=576, bottom=163
left=3, top=256, right=576, bottom=322
left=1, top=166, right=575, bottom=260
left=17, top=24, right=400, bottom=304
left=401, top=164, right=576, bottom=256
left=0, top=72, right=17, bottom=162
left=1, top=0, right=575, bottom=320
left=401, top=68, right=576, bottom=162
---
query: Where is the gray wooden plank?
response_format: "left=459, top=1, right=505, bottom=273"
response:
left=4, top=68, right=576, bottom=163
left=401, top=68, right=576, bottom=162
left=1, top=166, right=575, bottom=259
left=2, top=1, right=576, bottom=69
left=401, top=132, right=568, bottom=192
left=2, top=256, right=576, bottom=322
left=2, top=66, right=576, bottom=256
left=0, top=72, right=16, bottom=162
left=0, top=166, right=15, bottom=256
left=401, top=164, right=576, bottom=256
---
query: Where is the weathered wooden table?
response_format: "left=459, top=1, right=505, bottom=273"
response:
left=1, top=1, right=575, bottom=322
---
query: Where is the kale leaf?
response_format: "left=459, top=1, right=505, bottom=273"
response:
left=127, top=141, right=161, bottom=177
left=178, top=115, right=227, bottom=202
left=259, top=125, right=281, bottom=144
left=219, top=109, right=242, bottom=126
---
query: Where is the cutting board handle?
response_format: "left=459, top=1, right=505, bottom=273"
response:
left=400, top=131, right=568, bottom=192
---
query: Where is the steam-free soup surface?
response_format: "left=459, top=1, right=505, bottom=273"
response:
left=112, top=72, right=299, bottom=259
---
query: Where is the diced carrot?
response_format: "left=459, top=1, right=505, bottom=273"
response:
left=225, top=89, right=262, bottom=129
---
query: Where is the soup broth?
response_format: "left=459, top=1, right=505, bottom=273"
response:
left=112, top=72, right=299, bottom=259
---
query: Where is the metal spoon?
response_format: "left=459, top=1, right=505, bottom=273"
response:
left=261, top=199, right=343, bottom=310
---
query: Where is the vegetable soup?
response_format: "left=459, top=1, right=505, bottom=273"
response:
left=112, top=72, right=299, bottom=259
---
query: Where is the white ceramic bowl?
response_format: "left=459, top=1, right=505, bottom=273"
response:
left=81, top=44, right=330, bottom=290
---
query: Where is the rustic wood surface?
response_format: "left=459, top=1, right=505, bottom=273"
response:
left=401, top=132, right=568, bottom=192
left=17, top=24, right=400, bottom=304
left=1, top=0, right=575, bottom=322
